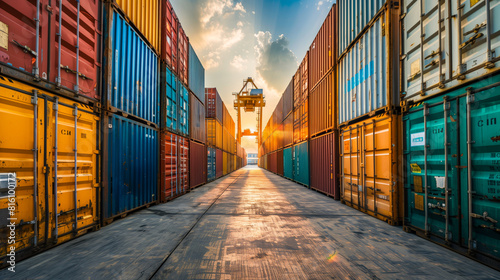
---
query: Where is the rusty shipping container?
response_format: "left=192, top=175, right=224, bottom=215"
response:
left=309, top=71, right=336, bottom=137
left=115, top=0, right=159, bottom=52
left=190, top=92, right=206, bottom=143
left=161, top=0, right=178, bottom=71
left=310, top=132, right=339, bottom=199
left=216, top=149, right=223, bottom=178
left=205, top=87, right=223, bottom=123
left=309, top=4, right=336, bottom=90
left=0, top=0, right=100, bottom=99
left=0, top=76, right=99, bottom=265
left=189, top=141, right=206, bottom=189
left=340, top=112, right=403, bottom=225
left=283, top=78, right=294, bottom=118
left=338, top=5, right=399, bottom=126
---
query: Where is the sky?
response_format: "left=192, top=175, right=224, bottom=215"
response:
left=171, top=0, right=335, bottom=153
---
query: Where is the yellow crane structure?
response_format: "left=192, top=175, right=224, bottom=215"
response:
left=233, top=77, right=265, bottom=146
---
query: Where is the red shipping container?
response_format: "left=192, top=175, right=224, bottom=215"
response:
left=0, top=0, right=100, bottom=99
left=309, top=5, right=336, bottom=90
left=216, top=148, right=223, bottom=178
left=189, top=140, right=206, bottom=188
left=179, top=136, right=189, bottom=193
left=269, top=152, right=277, bottom=174
left=160, top=131, right=178, bottom=202
left=178, top=25, right=188, bottom=86
left=277, top=149, right=284, bottom=176
left=310, top=131, right=339, bottom=200
left=205, top=87, right=223, bottom=123
left=161, top=0, right=178, bottom=72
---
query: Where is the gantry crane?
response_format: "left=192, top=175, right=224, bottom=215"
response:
left=233, top=77, right=265, bottom=146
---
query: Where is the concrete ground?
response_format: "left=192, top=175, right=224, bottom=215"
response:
left=2, top=166, right=500, bottom=279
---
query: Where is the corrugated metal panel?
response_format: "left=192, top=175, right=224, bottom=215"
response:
left=104, top=114, right=158, bottom=220
left=160, top=131, right=180, bottom=202
left=402, top=0, right=500, bottom=103
left=207, top=147, right=216, bottom=181
left=108, top=10, right=159, bottom=124
left=164, top=67, right=178, bottom=132
left=189, top=141, right=206, bottom=188
left=161, top=0, right=178, bottom=71
left=341, top=112, right=402, bottom=225
left=310, top=71, right=335, bottom=137
left=283, top=78, right=294, bottom=118
left=338, top=0, right=387, bottom=57
left=293, top=141, right=309, bottom=186
left=0, top=77, right=99, bottom=260
left=179, top=83, right=189, bottom=135
left=216, top=149, right=223, bottom=178
left=309, top=4, right=336, bottom=90
left=190, top=92, right=206, bottom=143
left=338, top=9, right=399, bottom=125
left=310, top=132, right=339, bottom=199
left=189, top=44, right=205, bottom=104
left=115, top=0, right=160, bottom=52
left=404, top=73, right=500, bottom=266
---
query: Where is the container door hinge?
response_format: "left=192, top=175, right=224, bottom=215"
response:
left=45, top=5, right=53, bottom=13
left=42, top=165, right=48, bottom=174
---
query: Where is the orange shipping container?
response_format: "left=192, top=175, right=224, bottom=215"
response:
left=340, top=113, right=403, bottom=225
left=309, top=71, right=336, bottom=137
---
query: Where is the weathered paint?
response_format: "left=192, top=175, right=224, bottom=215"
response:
left=402, top=0, right=500, bottom=103
left=107, top=10, right=159, bottom=124
left=293, top=141, right=309, bottom=186
left=404, top=73, right=500, bottom=267
left=338, top=7, right=399, bottom=125
left=0, top=76, right=99, bottom=263
left=188, top=44, right=205, bottom=104
left=104, top=114, right=158, bottom=220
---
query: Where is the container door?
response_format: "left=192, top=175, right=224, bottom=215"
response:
left=405, top=98, right=460, bottom=243
left=461, top=88, right=500, bottom=260
left=341, top=125, right=363, bottom=209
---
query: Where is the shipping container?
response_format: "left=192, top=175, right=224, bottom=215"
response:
left=293, top=141, right=309, bottom=186
left=403, top=73, right=500, bottom=268
left=103, top=114, right=158, bottom=221
left=310, top=132, right=339, bottom=199
left=0, top=0, right=100, bottom=99
left=309, top=4, right=336, bottom=90
left=283, top=78, right=294, bottom=118
left=178, top=26, right=188, bottom=86
left=207, top=147, right=216, bottom=182
left=205, top=88, right=224, bottom=123
left=105, top=9, right=159, bottom=125
left=338, top=0, right=387, bottom=57
left=310, top=71, right=335, bottom=137
left=189, top=141, right=206, bottom=188
left=293, top=107, right=301, bottom=143
left=115, top=0, right=159, bottom=52
left=160, top=131, right=188, bottom=202
left=338, top=6, right=399, bottom=125
left=301, top=100, right=309, bottom=141
left=216, top=149, right=223, bottom=178
left=301, top=52, right=309, bottom=103
left=189, top=44, right=205, bottom=104
left=401, top=0, right=500, bottom=104
left=0, top=77, right=99, bottom=264
left=161, top=0, right=178, bottom=71
left=178, top=83, right=190, bottom=136
left=277, top=150, right=284, bottom=176
left=164, top=67, right=178, bottom=132
left=223, top=152, right=229, bottom=175
left=294, top=68, right=301, bottom=108
left=340, top=112, right=402, bottom=225
left=178, top=135, right=189, bottom=193
left=283, top=114, right=294, bottom=147
left=190, top=92, right=206, bottom=143
left=269, top=152, right=277, bottom=174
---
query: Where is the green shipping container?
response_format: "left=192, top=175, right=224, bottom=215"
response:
left=403, top=73, right=500, bottom=267
left=284, top=147, right=293, bottom=180
left=293, top=141, right=309, bottom=186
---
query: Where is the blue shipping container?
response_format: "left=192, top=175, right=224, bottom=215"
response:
left=207, top=147, right=216, bottom=181
left=108, top=10, right=159, bottom=124
left=188, top=44, right=205, bottom=104
left=293, top=141, right=309, bottom=186
left=165, top=67, right=178, bottom=131
left=179, top=83, right=189, bottom=136
left=105, top=114, right=158, bottom=219
left=283, top=147, right=293, bottom=180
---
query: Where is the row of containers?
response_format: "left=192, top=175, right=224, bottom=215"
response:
left=0, top=0, right=245, bottom=267
left=259, top=0, right=500, bottom=269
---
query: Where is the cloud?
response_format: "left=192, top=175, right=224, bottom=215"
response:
left=317, top=0, right=333, bottom=10
left=230, top=55, right=247, bottom=69
left=254, top=31, right=297, bottom=92
left=234, top=2, right=246, bottom=13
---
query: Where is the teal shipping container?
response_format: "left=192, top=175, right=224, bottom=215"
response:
left=179, top=83, right=190, bottom=136
left=207, top=147, right=216, bottom=181
left=293, top=141, right=309, bottom=186
left=188, top=43, right=206, bottom=104
left=284, top=147, right=293, bottom=180
left=403, top=73, right=500, bottom=268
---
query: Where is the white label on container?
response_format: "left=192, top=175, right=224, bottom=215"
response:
left=411, top=132, right=426, bottom=147
left=435, top=176, right=446, bottom=189
left=0, top=21, right=8, bottom=50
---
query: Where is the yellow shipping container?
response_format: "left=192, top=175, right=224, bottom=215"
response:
left=223, top=152, right=229, bottom=175
left=340, top=113, right=403, bottom=225
left=115, top=0, right=160, bottom=52
left=206, top=119, right=216, bottom=147
left=216, top=121, right=223, bottom=150
left=0, top=76, right=99, bottom=260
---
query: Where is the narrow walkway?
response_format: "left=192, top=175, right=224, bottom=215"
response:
left=3, top=166, right=500, bottom=279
